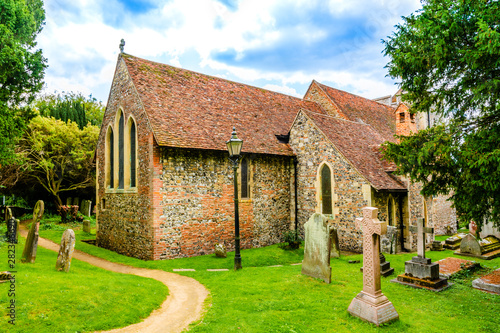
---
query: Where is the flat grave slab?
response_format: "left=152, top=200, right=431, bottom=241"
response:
left=436, top=257, right=480, bottom=278
left=472, top=268, right=500, bottom=294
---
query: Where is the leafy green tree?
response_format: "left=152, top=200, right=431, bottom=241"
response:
left=0, top=0, right=47, bottom=163
left=35, top=92, right=105, bottom=128
left=382, top=0, right=500, bottom=230
left=16, top=116, right=99, bottom=208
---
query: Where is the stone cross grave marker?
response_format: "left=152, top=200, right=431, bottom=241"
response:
left=21, top=200, right=44, bottom=263
left=56, top=229, right=76, bottom=272
left=301, top=213, right=333, bottom=283
left=348, top=207, right=399, bottom=326
left=409, top=218, right=434, bottom=261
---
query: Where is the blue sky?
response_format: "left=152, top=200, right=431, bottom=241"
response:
left=37, top=0, right=421, bottom=104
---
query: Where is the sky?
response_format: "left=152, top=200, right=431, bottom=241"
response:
left=37, top=0, right=422, bottom=104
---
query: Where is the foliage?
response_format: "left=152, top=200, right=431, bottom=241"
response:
left=0, top=0, right=47, bottom=162
left=58, top=205, right=83, bottom=223
left=382, top=0, right=500, bottom=229
left=279, top=230, right=302, bottom=250
left=13, top=116, right=99, bottom=207
left=35, top=91, right=106, bottom=128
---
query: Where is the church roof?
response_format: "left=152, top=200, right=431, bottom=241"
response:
left=301, top=110, right=405, bottom=191
left=121, top=54, right=325, bottom=156
left=312, top=81, right=397, bottom=142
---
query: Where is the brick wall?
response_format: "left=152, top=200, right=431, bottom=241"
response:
left=154, top=148, right=293, bottom=259
left=289, top=112, right=370, bottom=252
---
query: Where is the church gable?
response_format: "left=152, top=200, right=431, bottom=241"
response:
left=309, top=82, right=397, bottom=142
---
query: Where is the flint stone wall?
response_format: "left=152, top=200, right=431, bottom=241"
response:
left=96, top=57, right=156, bottom=260
left=289, top=112, right=369, bottom=252
left=155, top=148, right=292, bottom=259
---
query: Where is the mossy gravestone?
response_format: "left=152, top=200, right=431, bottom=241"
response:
left=21, top=200, right=44, bottom=263
left=301, top=213, right=333, bottom=283
left=56, top=229, right=76, bottom=272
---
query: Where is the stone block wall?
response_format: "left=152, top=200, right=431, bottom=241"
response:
left=154, top=148, right=293, bottom=259
left=289, top=112, right=370, bottom=252
left=96, top=57, right=156, bottom=260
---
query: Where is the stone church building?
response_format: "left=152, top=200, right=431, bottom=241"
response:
left=95, top=53, right=456, bottom=260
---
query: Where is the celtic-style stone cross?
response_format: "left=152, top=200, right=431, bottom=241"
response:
left=409, top=218, right=433, bottom=259
left=348, top=207, right=398, bottom=326
left=21, top=200, right=44, bottom=263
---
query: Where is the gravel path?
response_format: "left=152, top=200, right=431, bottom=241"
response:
left=20, top=226, right=209, bottom=333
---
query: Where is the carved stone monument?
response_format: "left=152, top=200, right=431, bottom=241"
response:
left=56, top=229, right=76, bottom=272
left=21, top=200, right=44, bottom=263
left=214, top=243, right=227, bottom=258
left=444, top=232, right=468, bottom=250
left=348, top=207, right=399, bottom=326
left=302, top=213, right=333, bottom=283
left=394, top=218, right=449, bottom=291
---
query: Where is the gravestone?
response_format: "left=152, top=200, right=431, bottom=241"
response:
left=83, top=220, right=91, bottom=233
left=393, top=218, right=449, bottom=291
left=301, top=213, right=333, bottom=283
left=66, top=197, right=72, bottom=206
left=7, top=217, right=18, bottom=244
left=4, top=207, right=12, bottom=222
left=84, top=200, right=92, bottom=216
left=73, top=197, right=80, bottom=207
left=21, top=200, right=44, bottom=263
left=330, top=227, right=340, bottom=258
left=55, top=229, right=76, bottom=272
left=444, top=233, right=468, bottom=250
left=456, top=234, right=500, bottom=259
left=214, top=243, right=227, bottom=258
left=348, top=207, right=399, bottom=326
left=431, top=240, right=444, bottom=251
left=381, top=226, right=398, bottom=254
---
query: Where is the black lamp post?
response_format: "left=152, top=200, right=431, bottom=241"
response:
left=226, top=127, right=243, bottom=270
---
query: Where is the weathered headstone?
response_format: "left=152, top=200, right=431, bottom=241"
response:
left=83, top=220, right=91, bottom=233
left=444, top=232, right=468, bottom=250
left=7, top=217, right=18, bottom=244
left=394, top=218, right=449, bottom=291
left=381, top=225, right=398, bottom=254
left=301, top=213, right=333, bottom=283
left=456, top=234, right=500, bottom=259
left=330, top=227, right=340, bottom=258
left=85, top=200, right=92, bottom=216
left=21, top=200, right=44, bottom=263
left=55, top=229, right=76, bottom=272
left=66, top=197, right=72, bottom=206
left=348, top=207, right=399, bottom=326
left=431, top=240, right=444, bottom=251
left=73, top=197, right=80, bottom=207
left=214, top=243, right=227, bottom=258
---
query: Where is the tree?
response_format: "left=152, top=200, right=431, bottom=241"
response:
left=0, top=0, right=47, bottom=163
left=36, top=92, right=105, bottom=128
left=382, top=0, right=500, bottom=230
left=16, top=116, right=99, bottom=207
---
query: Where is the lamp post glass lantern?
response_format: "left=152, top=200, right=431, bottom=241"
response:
left=226, top=127, right=243, bottom=270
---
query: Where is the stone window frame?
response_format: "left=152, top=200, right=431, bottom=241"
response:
left=125, top=115, right=138, bottom=189
left=239, top=155, right=253, bottom=202
left=105, top=125, right=114, bottom=189
left=105, top=108, right=138, bottom=194
left=387, top=195, right=396, bottom=226
left=315, top=161, right=335, bottom=215
left=399, top=112, right=405, bottom=123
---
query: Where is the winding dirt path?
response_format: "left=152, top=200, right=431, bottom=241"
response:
left=19, top=226, right=209, bottom=333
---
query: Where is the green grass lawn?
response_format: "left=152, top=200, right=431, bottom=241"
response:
left=0, top=234, right=168, bottom=333
left=31, top=220, right=500, bottom=332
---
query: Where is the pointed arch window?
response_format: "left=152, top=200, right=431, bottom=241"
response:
left=240, top=157, right=250, bottom=199
left=130, top=119, right=137, bottom=188
left=106, top=127, right=114, bottom=188
left=321, top=164, right=332, bottom=214
left=118, top=111, right=124, bottom=189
